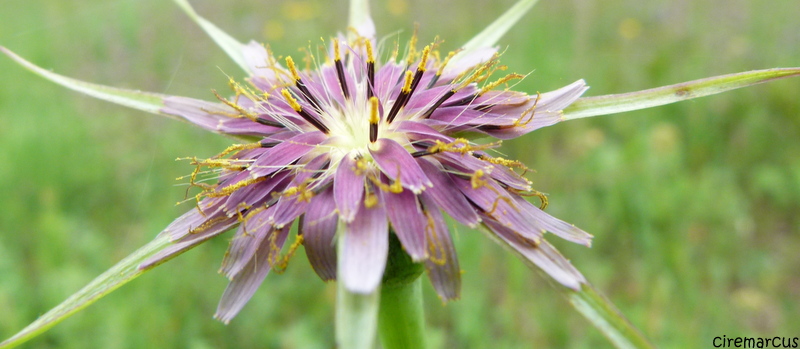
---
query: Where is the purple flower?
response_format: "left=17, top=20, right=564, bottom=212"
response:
left=5, top=1, right=796, bottom=346
left=133, top=19, right=592, bottom=322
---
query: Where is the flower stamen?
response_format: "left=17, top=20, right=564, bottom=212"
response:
left=280, top=89, right=330, bottom=133
left=386, top=70, right=414, bottom=123
left=286, top=56, right=323, bottom=112
left=333, top=38, right=350, bottom=99
left=366, top=40, right=376, bottom=99
left=369, top=96, right=380, bottom=142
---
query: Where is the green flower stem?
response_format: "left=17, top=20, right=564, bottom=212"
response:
left=378, top=233, right=427, bottom=349
left=566, top=284, right=655, bottom=349
left=379, top=278, right=426, bottom=349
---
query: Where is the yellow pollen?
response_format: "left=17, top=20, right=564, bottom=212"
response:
left=285, top=56, right=301, bottom=81
left=513, top=92, right=542, bottom=127
left=214, top=143, right=262, bottom=159
left=417, top=45, right=430, bottom=72
left=425, top=211, right=447, bottom=265
left=278, top=177, right=316, bottom=202
left=369, top=96, right=379, bottom=124
left=366, top=40, right=375, bottom=63
left=480, top=73, right=525, bottom=95
left=364, top=191, right=379, bottom=208
left=436, top=50, right=460, bottom=77
left=406, top=24, right=419, bottom=65
left=401, top=70, right=414, bottom=93
left=369, top=175, right=403, bottom=194
left=477, top=154, right=531, bottom=175
left=333, top=38, right=342, bottom=62
left=189, top=215, right=229, bottom=234
left=390, top=40, right=400, bottom=61
left=208, top=177, right=266, bottom=198
left=211, top=89, right=257, bottom=120
left=471, top=169, right=486, bottom=189
left=428, top=138, right=501, bottom=155
left=510, top=188, right=549, bottom=210
left=281, top=89, right=303, bottom=112
left=273, top=234, right=305, bottom=274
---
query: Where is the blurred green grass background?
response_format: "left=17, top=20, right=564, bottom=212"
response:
left=1, top=0, right=798, bottom=348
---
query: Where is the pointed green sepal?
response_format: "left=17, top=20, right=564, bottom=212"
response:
left=0, top=234, right=173, bottom=349
left=477, top=225, right=653, bottom=349
left=1, top=46, right=165, bottom=115
left=563, top=68, right=800, bottom=120
left=172, top=0, right=250, bottom=74
left=453, top=0, right=539, bottom=64
left=567, top=284, right=655, bottom=349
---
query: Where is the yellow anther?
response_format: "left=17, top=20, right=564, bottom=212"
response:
left=471, top=169, right=487, bottom=189
left=406, top=24, right=419, bottom=65
left=454, top=53, right=501, bottom=90
left=207, top=177, right=266, bottom=198
left=353, top=157, right=370, bottom=176
left=299, top=46, right=314, bottom=71
left=368, top=175, right=403, bottom=194
left=281, top=89, right=303, bottom=112
left=364, top=191, right=379, bottom=208
left=477, top=154, right=531, bottom=175
left=333, top=38, right=342, bottom=62
left=387, top=179, right=403, bottom=193
left=513, top=92, right=542, bottom=127
left=416, top=45, right=430, bottom=72
left=480, top=73, right=525, bottom=95
left=211, top=89, right=257, bottom=120
left=436, top=50, right=460, bottom=77
left=428, top=138, right=501, bottom=155
left=401, top=70, right=414, bottom=93
left=273, top=234, right=305, bottom=274
left=369, top=96, right=380, bottom=124
left=390, top=40, right=400, bottom=61
left=425, top=211, right=447, bottom=265
left=188, top=215, right=229, bottom=234
left=285, top=56, right=301, bottom=82
left=213, top=143, right=262, bottom=159
left=366, top=40, right=375, bottom=63
left=486, top=194, right=513, bottom=216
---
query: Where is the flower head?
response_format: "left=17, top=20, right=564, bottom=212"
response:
left=3, top=0, right=798, bottom=346
left=136, top=15, right=592, bottom=322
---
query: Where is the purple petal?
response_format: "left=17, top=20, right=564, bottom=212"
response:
left=268, top=154, right=330, bottom=228
left=162, top=96, right=277, bottom=135
left=242, top=41, right=281, bottom=88
left=341, top=191, right=389, bottom=294
left=374, top=63, right=406, bottom=102
left=416, top=159, right=480, bottom=227
left=249, top=131, right=326, bottom=177
left=452, top=175, right=545, bottom=243
left=441, top=46, right=498, bottom=80
left=436, top=151, right=531, bottom=191
left=419, top=195, right=461, bottom=301
left=484, top=219, right=586, bottom=290
left=379, top=187, right=427, bottom=261
left=139, top=212, right=238, bottom=270
left=302, top=187, right=338, bottom=281
left=369, top=138, right=432, bottom=193
left=218, top=207, right=274, bottom=279
left=334, top=152, right=366, bottom=222
left=154, top=197, right=226, bottom=240
left=222, top=171, right=291, bottom=216
left=478, top=80, right=589, bottom=138
left=214, top=225, right=291, bottom=324
left=511, top=195, right=593, bottom=247
left=392, top=120, right=454, bottom=144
